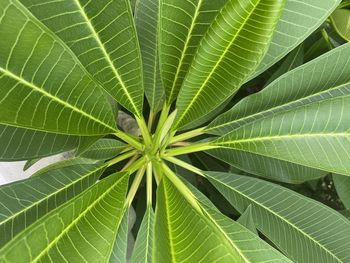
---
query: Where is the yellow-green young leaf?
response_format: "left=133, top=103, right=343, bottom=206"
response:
left=135, top=0, right=164, bottom=112
left=333, top=174, right=350, bottom=210
left=0, top=0, right=117, bottom=135
left=0, top=125, right=96, bottom=161
left=79, top=138, right=127, bottom=161
left=331, top=9, right=350, bottom=42
left=0, top=163, right=107, bottom=246
left=0, top=172, right=129, bottom=262
left=212, top=43, right=350, bottom=176
left=252, top=0, right=341, bottom=79
left=206, top=172, right=350, bottom=263
left=159, top=0, right=228, bottom=104
left=131, top=206, right=154, bottom=263
left=18, top=0, right=143, bottom=116
left=153, top=176, right=292, bottom=263
left=174, top=0, right=285, bottom=130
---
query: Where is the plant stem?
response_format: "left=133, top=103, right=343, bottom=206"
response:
left=115, top=130, right=143, bottom=151
left=107, top=150, right=138, bottom=167
left=121, top=154, right=139, bottom=171
left=163, top=156, right=204, bottom=177
left=125, top=165, right=147, bottom=207
left=163, top=142, right=218, bottom=157
left=147, top=111, right=155, bottom=130
left=161, top=162, right=202, bottom=214
left=152, top=160, right=162, bottom=185
left=146, top=162, right=153, bottom=205
left=125, top=157, right=147, bottom=174
left=136, top=116, right=153, bottom=146
left=170, top=127, right=206, bottom=144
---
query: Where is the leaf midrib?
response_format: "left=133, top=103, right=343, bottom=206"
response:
left=0, top=67, right=117, bottom=134
left=73, top=0, right=140, bottom=116
left=31, top=174, right=126, bottom=263
left=175, top=0, right=261, bottom=127
left=207, top=174, right=344, bottom=263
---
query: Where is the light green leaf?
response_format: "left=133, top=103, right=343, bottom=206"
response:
left=154, top=176, right=292, bottom=262
left=0, top=0, right=117, bottom=135
left=206, top=171, right=350, bottom=263
left=333, top=174, right=350, bottom=210
left=237, top=205, right=258, bottom=235
left=0, top=172, right=129, bottom=262
left=0, top=125, right=96, bottom=161
left=131, top=206, right=154, bottom=263
left=159, top=0, right=228, bottom=104
left=109, top=208, right=129, bottom=263
left=331, top=9, right=350, bottom=42
left=135, top=0, right=164, bottom=111
left=174, top=0, right=285, bottom=129
left=0, top=163, right=107, bottom=246
left=79, top=138, right=127, bottom=161
left=212, top=43, right=350, bottom=176
left=252, top=0, right=341, bottom=79
left=20, top=0, right=144, bottom=116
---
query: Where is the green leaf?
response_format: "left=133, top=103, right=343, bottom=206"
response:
left=135, top=0, right=164, bottom=111
left=252, top=0, right=341, bottom=79
left=20, top=0, right=144, bottom=116
left=0, top=0, right=117, bottom=135
left=0, top=125, right=96, bottom=161
left=331, top=9, right=350, bottom=42
left=333, top=174, right=350, bottom=210
left=131, top=206, right=154, bottom=263
left=79, top=138, right=127, bottom=161
left=154, top=176, right=292, bottom=262
left=206, top=172, right=350, bottom=263
left=237, top=205, right=258, bottom=235
left=212, top=43, right=350, bottom=176
left=174, top=0, right=285, bottom=129
left=109, top=208, right=129, bottom=263
left=0, top=172, right=129, bottom=262
left=0, top=163, right=107, bottom=246
left=159, top=0, right=228, bottom=104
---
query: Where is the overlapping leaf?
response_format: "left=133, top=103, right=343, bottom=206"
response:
left=0, top=163, right=107, bottom=246
left=0, top=125, right=96, bottom=161
left=333, top=174, right=350, bottom=210
left=154, top=176, right=292, bottom=262
left=135, top=0, right=164, bottom=111
left=110, top=208, right=129, bottom=263
left=79, top=138, right=127, bottom=161
left=212, top=43, right=350, bottom=176
left=174, top=0, right=285, bottom=129
left=252, top=0, right=341, bottom=79
left=19, top=0, right=143, bottom=116
left=0, top=0, right=117, bottom=135
left=206, top=172, right=350, bottom=263
left=0, top=172, right=129, bottom=262
left=159, top=0, right=228, bottom=104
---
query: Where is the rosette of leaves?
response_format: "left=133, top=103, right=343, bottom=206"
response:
left=1, top=0, right=350, bottom=262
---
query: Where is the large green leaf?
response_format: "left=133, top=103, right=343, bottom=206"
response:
left=0, top=125, right=96, bottom=161
left=0, top=163, right=107, bottom=246
left=135, top=0, right=164, bottom=111
left=110, top=208, right=129, bottom=263
left=154, top=175, right=292, bottom=262
left=237, top=205, right=258, bottom=235
left=131, top=206, right=154, bottom=263
left=0, top=0, right=117, bottom=135
left=331, top=9, right=350, bottom=42
left=252, top=0, right=341, bottom=79
left=174, top=0, right=285, bottom=129
left=159, top=0, right=228, bottom=104
left=333, top=174, right=350, bottom=210
left=0, top=172, right=129, bottom=262
left=79, top=138, right=127, bottom=161
left=20, top=0, right=144, bottom=116
left=212, top=43, right=350, bottom=176
left=206, top=172, right=350, bottom=263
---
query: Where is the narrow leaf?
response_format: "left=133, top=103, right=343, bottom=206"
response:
left=237, top=205, right=258, bottom=235
left=174, top=0, right=285, bottom=129
left=206, top=172, right=350, bottom=263
left=0, top=163, right=107, bottom=246
left=79, top=138, right=127, bottom=161
left=0, top=172, right=129, bottom=262
left=0, top=0, right=116, bottom=135
left=109, top=208, right=129, bottom=263
left=333, top=174, right=350, bottom=210
left=20, top=0, right=144, bottom=116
